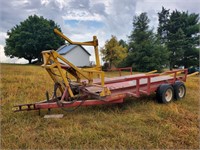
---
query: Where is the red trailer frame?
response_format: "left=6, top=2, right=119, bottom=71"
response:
left=14, top=69, right=187, bottom=112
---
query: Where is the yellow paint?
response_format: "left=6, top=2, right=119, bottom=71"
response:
left=187, top=72, right=199, bottom=77
left=51, top=52, right=74, bottom=97
left=42, top=50, right=110, bottom=97
left=168, top=71, right=182, bottom=76
left=146, top=70, right=157, bottom=74
left=54, top=28, right=101, bottom=70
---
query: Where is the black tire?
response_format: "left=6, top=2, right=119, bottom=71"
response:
left=173, top=81, right=186, bottom=100
left=156, top=84, right=174, bottom=104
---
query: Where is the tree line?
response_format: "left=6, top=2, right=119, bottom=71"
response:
left=101, top=7, right=199, bottom=71
left=4, top=7, right=199, bottom=71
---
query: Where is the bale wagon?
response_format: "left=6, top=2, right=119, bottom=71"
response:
left=14, top=29, right=187, bottom=114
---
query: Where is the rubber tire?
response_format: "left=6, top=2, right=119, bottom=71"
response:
left=173, top=81, right=186, bottom=100
left=156, top=84, right=174, bottom=104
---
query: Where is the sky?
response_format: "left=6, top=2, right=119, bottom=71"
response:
left=0, top=0, right=200, bottom=64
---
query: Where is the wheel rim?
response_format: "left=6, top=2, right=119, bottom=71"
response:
left=165, top=88, right=173, bottom=102
left=178, top=86, right=185, bottom=98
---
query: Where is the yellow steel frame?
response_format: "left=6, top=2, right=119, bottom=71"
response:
left=41, top=29, right=112, bottom=98
left=42, top=50, right=110, bottom=97
left=54, top=29, right=101, bottom=71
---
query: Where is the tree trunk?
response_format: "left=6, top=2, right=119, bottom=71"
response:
left=169, top=59, right=173, bottom=70
left=109, top=60, right=112, bottom=69
left=28, top=58, right=32, bottom=64
left=169, top=58, right=174, bottom=70
left=37, top=55, right=42, bottom=63
left=183, top=58, right=188, bottom=69
left=170, top=65, right=173, bottom=70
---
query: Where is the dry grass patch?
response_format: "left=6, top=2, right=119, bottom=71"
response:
left=0, top=64, right=199, bottom=149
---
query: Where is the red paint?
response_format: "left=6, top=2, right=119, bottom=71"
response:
left=14, top=69, right=188, bottom=112
left=36, top=98, right=124, bottom=109
left=109, top=67, right=132, bottom=76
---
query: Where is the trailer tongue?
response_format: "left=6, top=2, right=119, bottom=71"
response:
left=14, top=29, right=188, bottom=113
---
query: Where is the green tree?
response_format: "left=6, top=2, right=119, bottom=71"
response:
left=4, top=15, right=65, bottom=64
left=157, top=7, right=170, bottom=44
left=167, top=28, right=186, bottom=69
left=119, top=39, right=128, bottom=48
left=127, top=12, right=169, bottom=72
left=158, top=9, right=200, bottom=68
left=101, top=35, right=127, bottom=68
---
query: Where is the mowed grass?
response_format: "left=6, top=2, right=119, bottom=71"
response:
left=0, top=63, right=199, bottom=149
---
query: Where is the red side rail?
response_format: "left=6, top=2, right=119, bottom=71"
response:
left=109, top=67, right=132, bottom=76
left=105, top=69, right=188, bottom=98
left=13, top=69, right=188, bottom=112
left=107, top=74, right=160, bottom=97
left=160, top=69, right=188, bottom=82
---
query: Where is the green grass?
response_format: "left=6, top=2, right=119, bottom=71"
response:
left=0, top=64, right=199, bottom=149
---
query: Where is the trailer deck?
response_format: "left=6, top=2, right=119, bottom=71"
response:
left=14, top=69, right=187, bottom=112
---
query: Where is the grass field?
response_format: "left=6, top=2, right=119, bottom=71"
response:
left=0, top=63, right=199, bottom=149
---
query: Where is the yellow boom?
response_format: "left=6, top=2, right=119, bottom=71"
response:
left=54, top=29, right=101, bottom=70
left=41, top=29, right=111, bottom=98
